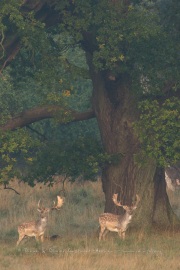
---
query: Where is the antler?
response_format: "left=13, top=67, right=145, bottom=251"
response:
left=52, top=196, right=64, bottom=210
left=133, top=194, right=140, bottom=208
left=113, top=193, right=140, bottom=209
left=37, top=199, right=42, bottom=209
left=37, top=199, right=46, bottom=212
left=112, top=193, right=123, bottom=207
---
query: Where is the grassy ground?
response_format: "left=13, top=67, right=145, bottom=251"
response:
left=0, top=180, right=179, bottom=270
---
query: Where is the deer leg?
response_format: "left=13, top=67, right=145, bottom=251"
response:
left=102, top=229, right=109, bottom=240
left=122, top=231, right=126, bottom=240
left=118, top=230, right=126, bottom=240
left=118, top=230, right=124, bottom=239
left=16, top=234, right=25, bottom=246
left=40, top=234, right=44, bottom=242
left=35, top=235, right=40, bottom=242
left=99, top=226, right=106, bottom=241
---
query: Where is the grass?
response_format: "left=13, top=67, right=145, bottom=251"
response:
left=0, top=179, right=179, bottom=270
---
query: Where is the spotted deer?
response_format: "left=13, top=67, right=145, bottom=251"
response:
left=16, top=196, right=64, bottom=246
left=99, top=193, right=140, bottom=241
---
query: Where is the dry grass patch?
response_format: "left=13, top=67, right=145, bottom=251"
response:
left=0, top=239, right=179, bottom=270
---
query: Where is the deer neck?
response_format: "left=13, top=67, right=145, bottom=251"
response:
left=37, top=216, right=48, bottom=228
left=120, top=211, right=133, bottom=227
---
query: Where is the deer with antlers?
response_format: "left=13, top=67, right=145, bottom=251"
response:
left=99, top=193, right=140, bottom=241
left=16, top=196, right=64, bottom=246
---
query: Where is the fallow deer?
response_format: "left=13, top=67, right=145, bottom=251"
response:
left=16, top=195, right=64, bottom=246
left=99, top=193, right=140, bottom=241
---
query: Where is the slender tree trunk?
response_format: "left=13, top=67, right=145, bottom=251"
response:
left=86, top=53, right=179, bottom=230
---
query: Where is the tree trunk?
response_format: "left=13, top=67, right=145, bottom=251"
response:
left=152, top=167, right=179, bottom=229
left=86, top=53, right=179, bottom=230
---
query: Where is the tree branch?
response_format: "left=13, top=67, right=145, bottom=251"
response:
left=3, top=183, right=20, bottom=195
left=0, top=105, right=95, bottom=132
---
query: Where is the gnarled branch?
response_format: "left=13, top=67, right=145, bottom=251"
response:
left=0, top=105, right=95, bottom=132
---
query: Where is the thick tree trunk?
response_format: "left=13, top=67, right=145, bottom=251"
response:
left=86, top=53, right=179, bottom=230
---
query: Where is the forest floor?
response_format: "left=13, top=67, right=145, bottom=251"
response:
left=0, top=179, right=179, bottom=270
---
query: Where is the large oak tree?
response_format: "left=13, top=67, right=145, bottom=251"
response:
left=0, top=0, right=179, bottom=230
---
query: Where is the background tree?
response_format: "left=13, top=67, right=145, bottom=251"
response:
left=0, top=32, right=101, bottom=186
left=0, top=0, right=179, bottom=230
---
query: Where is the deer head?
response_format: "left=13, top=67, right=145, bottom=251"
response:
left=112, top=193, right=140, bottom=214
left=37, top=196, right=64, bottom=216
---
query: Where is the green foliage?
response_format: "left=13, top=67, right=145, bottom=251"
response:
left=135, top=97, right=180, bottom=166
left=0, top=129, right=41, bottom=184
left=0, top=0, right=47, bottom=58
left=158, top=0, right=180, bottom=34
left=58, top=0, right=179, bottom=93
left=9, top=29, right=92, bottom=111
left=0, top=70, right=15, bottom=120
left=93, top=4, right=161, bottom=72
left=24, top=135, right=115, bottom=185
left=0, top=33, right=101, bottom=185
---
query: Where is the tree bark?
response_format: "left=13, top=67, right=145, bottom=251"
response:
left=86, top=53, right=179, bottom=230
